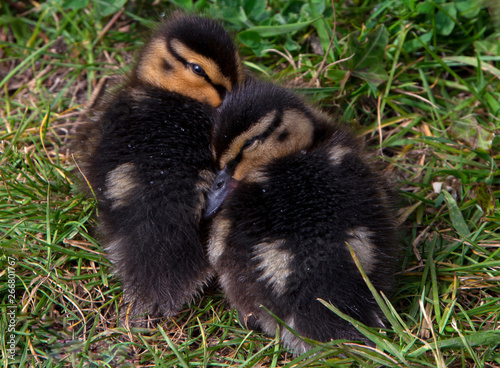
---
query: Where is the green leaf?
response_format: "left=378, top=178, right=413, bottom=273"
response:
left=492, top=134, right=500, bottom=152
left=193, top=0, right=208, bottom=12
left=402, top=0, right=415, bottom=11
left=485, top=92, right=500, bottom=117
left=325, top=69, right=348, bottom=82
left=474, top=33, right=500, bottom=56
left=346, top=25, right=389, bottom=88
left=94, top=0, right=127, bottom=18
left=435, top=2, right=457, bottom=36
left=443, top=56, right=500, bottom=80
left=63, top=0, right=90, bottom=9
left=304, top=0, right=325, bottom=17
left=237, top=30, right=261, bottom=48
left=0, top=15, right=33, bottom=43
left=284, top=34, right=300, bottom=51
left=416, top=0, right=434, bottom=14
left=409, top=331, right=500, bottom=357
left=442, top=190, right=471, bottom=239
left=239, top=17, right=319, bottom=37
left=307, top=0, right=332, bottom=58
left=244, top=0, right=267, bottom=19
left=158, top=326, right=190, bottom=368
left=217, top=7, right=246, bottom=30
left=455, top=0, right=481, bottom=19
left=404, top=31, right=433, bottom=53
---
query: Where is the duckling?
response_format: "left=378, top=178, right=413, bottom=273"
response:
left=205, top=79, right=399, bottom=354
left=74, top=13, right=243, bottom=319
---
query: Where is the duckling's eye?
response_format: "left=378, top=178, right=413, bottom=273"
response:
left=190, top=63, right=207, bottom=77
left=242, top=138, right=259, bottom=152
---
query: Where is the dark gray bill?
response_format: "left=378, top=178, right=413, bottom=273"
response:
left=204, top=167, right=237, bottom=218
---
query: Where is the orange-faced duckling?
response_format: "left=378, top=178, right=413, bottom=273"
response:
left=74, top=13, right=243, bottom=319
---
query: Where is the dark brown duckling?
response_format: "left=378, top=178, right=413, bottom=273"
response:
left=206, top=78, right=399, bottom=353
left=74, top=13, right=243, bottom=319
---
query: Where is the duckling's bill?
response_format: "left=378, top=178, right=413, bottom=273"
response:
left=204, top=166, right=238, bottom=217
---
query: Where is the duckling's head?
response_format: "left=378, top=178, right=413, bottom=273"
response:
left=134, top=13, right=243, bottom=107
left=205, top=79, right=322, bottom=216
left=212, top=79, right=320, bottom=180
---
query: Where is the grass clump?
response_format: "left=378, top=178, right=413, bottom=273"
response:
left=1, top=0, right=499, bottom=366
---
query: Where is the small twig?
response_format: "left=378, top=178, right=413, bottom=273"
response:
left=393, top=88, right=440, bottom=109
left=95, top=9, right=124, bottom=45
left=321, top=54, right=355, bottom=78
left=84, top=75, right=109, bottom=113
left=376, top=93, right=384, bottom=154
left=262, top=48, right=297, bottom=70
left=72, top=153, right=98, bottom=203
left=63, top=238, right=106, bottom=256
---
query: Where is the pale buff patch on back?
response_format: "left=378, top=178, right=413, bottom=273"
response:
left=104, top=235, right=129, bottom=272
left=105, top=163, right=138, bottom=209
left=252, top=239, right=294, bottom=297
left=345, top=227, right=376, bottom=273
left=327, top=145, right=352, bottom=165
left=244, top=168, right=268, bottom=183
left=208, top=216, right=232, bottom=266
left=218, top=272, right=231, bottom=293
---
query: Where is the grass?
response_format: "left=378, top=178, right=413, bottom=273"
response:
left=1, top=0, right=499, bottom=366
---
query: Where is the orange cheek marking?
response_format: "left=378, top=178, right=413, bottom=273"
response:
left=171, top=70, right=222, bottom=106
left=219, top=113, right=277, bottom=170
left=137, top=39, right=225, bottom=106
left=233, top=146, right=283, bottom=181
left=228, top=110, right=315, bottom=182
left=136, top=39, right=179, bottom=91
left=171, top=40, right=233, bottom=91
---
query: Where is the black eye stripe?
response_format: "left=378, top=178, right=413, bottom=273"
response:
left=167, top=39, right=228, bottom=99
left=227, top=157, right=240, bottom=175
left=235, top=111, right=283, bottom=156
left=168, top=40, right=185, bottom=64
left=259, top=110, right=283, bottom=142
left=214, top=84, right=226, bottom=100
